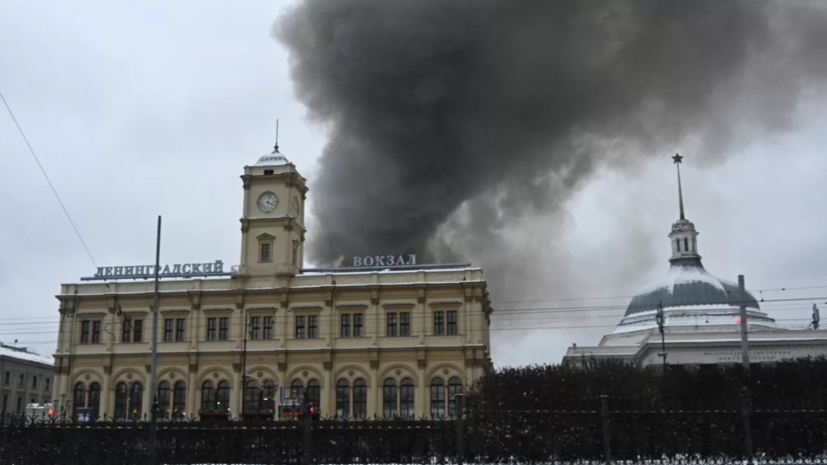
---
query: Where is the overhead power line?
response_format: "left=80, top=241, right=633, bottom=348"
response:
left=0, top=90, right=98, bottom=268
left=495, top=284, right=827, bottom=305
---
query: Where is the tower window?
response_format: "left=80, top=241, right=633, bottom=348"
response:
left=684, top=238, right=689, bottom=252
left=260, top=243, right=271, bottom=262
left=263, top=169, right=274, bottom=175
left=676, top=240, right=680, bottom=252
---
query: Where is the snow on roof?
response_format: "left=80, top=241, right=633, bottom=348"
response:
left=0, top=345, right=53, bottom=366
left=636, top=263, right=726, bottom=295
left=626, top=261, right=759, bottom=317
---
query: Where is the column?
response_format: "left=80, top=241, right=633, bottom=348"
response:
left=230, top=368, right=241, bottom=418
left=370, top=290, right=380, bottom=345
left=417, top=361, right=427, bottom=418
left=187, top=364, right=197, bottom=418
left=417, top=289, right=427, bottom=344
left=142, top=379, right=151, bottom=421
left=100, top=369, right=111, bottom=419
left=463, top=294, right=471, bottom=344
left=279, top=301, right=289, bottom=348
left=323, top=363, right=332, bottom=416
left=370, top=361, right=379, bottom=417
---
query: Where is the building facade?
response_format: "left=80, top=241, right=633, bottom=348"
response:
left=53, top=145, right=492, bottom=421
left=562, top=155, right=827, bottom=367
left=1, top=343, right=54, bottom=416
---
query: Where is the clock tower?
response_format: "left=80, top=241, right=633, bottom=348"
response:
left=238, top=142, right=307, bottom=277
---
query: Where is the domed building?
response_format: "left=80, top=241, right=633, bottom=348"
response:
left=563, top=156, right=827, bottom=367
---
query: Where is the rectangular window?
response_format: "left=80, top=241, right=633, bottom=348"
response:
left=133, top=319, right=143, bottom=342
left=164, top=319, right=174, bottom=342
left=400, top=312, right=410, bottom=336
left=447, top=311, right=458, bottom=335
left=308, top=315, right=318, bottom=339
left=260, top=243, right=271, bottom=262
left=1, top=395, right=6, bottom=413
left=92, top=321, right=102, bottom=343
left=353, top=314, right=363, bottom=337
left=16, top=397, right=21, bottom=414
left=434, top=311, right=445, bottom=335
left=32, top=376, right=37, bottom=389
left=387, top=313, right=398, bottom=337
left=340, top=314, right=351, bottom=338
left=250, top=316, right=261, bottom=340
left=30, top=398, right=35, bottom=405
left=176, top=319, right=186, bottom=341
left=207, top=318, right=217, bottom=341
left=122, top=319, right=131, bottom=343
left=295, top=316, right=305, bottom=339
left=45, top=379, right=50, bottom=391
left=219, top=317, right=229, bottom=341
left=3, top=371, right=9, bottom=385
left=80, top=320, right=90, bottom=344
left=18, top=374, right=24, bottom=387
left=263, top=316, right=273, bottom=340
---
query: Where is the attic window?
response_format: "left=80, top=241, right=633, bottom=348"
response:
left=264, top=169, right=274, bottom=175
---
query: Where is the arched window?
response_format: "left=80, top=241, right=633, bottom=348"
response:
left=400, top=378, right=415, bottom=419
left=201, top=381, right=215, bottom=412
left=290, top=379, right=304, bottom=399
left=216, top=381, right=230, bottom=412
left=73, top=383, right=86, bottom=419
left=114, top=383, right=128, bottom=420
left=130, top=382, right=143, bottom=420
left=676, top=239, right=681, bottom=252
left=262, top=379, right=276, bottom=401
left=158, top=381, right=171, bottom=419
left=335, top=379, right=350, bottom=418
left=307, top=379, right=320, bottom=410
left=88, top=382, right=101, bottom=419
left=245, top=380, right=261, bottom=412
left=430, top=378, right=445, bottom=418
left=684, top=238, right=689, bottom=252
left=353, top=379, right=367, bottom=418
left=448, top=377, right=463, bottom=418
left=172, top=382, right=186, bottom=419
left=383, top=378, right=397, bottom=419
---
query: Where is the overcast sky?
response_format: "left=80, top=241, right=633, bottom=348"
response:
left=2, top=0, right=826, bottom=367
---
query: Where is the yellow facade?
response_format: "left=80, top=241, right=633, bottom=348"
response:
left=53, top=151, right=492, bottom=420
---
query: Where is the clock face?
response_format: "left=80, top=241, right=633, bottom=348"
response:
left=257, top=192, right=278, bottom=213
left=291, top=197, right=300, bottom=218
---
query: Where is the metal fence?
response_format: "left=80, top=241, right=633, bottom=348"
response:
left=2, top=391, right=827, bottom=464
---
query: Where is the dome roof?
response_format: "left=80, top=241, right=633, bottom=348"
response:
left=625, top=257, right=760, bottom=317
left=254, top=148, right=290, bottom=167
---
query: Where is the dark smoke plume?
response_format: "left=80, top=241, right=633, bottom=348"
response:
left=274, top=0, right=827, bottom=298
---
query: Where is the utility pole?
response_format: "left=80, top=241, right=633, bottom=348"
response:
left=813, top=304, right=820, bottom=330
left=656, top=300, right=667, bottom=367
left=148, top=216, right=162, bottom=465
left=738, top=275, right=750, bottom=369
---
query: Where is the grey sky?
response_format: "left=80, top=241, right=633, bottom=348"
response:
left=1, top=0, right=826, bottom=367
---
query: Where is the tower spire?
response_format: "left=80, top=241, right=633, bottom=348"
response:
left=273, top=119, right=280, bottom=153
left=672, top=153, right=685, bottom=220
